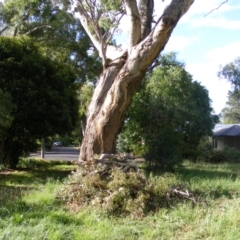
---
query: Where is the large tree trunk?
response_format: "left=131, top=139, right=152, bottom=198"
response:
left=78, top=0, right=194, bottom=162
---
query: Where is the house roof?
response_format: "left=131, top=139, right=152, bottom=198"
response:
left=213, top=124, right=240, bottom=136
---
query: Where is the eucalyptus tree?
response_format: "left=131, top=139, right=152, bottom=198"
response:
left=72, top=0, right=195, bottom=161
left=221, top=91, right=240, bottom=123
left=219, top=58, right=240, bottom=123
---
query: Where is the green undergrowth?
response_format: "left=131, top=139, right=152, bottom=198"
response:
left=0, top=159, right=240, bottom=239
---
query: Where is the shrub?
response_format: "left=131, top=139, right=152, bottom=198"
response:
left=224, top=146, right=240, bottom=162
left=182, top=149, right=201, bottom=162
left=196, top=136, right=214, bottom=162
left=144, top=127, right=182, bottom=171
left=208, top=151, right=226, bottom=163
left=208, top=147, right=240, bottom=163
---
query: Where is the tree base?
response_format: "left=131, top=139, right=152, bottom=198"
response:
left=78, top=153, right=139, bottom=173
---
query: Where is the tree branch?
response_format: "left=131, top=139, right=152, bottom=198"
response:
left=73, top=1, right=102, bottom=55
left=24, top=25, right=54, bottom=35
left=124, top=0, right=141, bottom=53
left=0, top=26, right=8, bottom=35
left=204, top=0, right=228, bottom=17
left=73, top=0, right=125, bottom=67
left=137, top=0, right=154, bottom=40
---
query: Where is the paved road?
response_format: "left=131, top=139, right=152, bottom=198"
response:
left=30, top=147, right=80, bottom=161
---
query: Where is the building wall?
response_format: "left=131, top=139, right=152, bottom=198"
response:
left=216, top=137, right=225, bottom=150
left=214, top=136, right=240, bottom=150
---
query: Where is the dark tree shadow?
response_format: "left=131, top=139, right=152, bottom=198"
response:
left=0, top=160, right=77, bottom=208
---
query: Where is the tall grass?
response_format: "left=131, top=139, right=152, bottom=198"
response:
left=1, top=159, right=240, bottom=239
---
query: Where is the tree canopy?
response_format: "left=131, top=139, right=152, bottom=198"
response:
left=0, top=0, right=102, bottom=84
left=219, top=57, right=240, bottom=123
left=0, top=0, right=102, bottom=149
left=0, top=37, right=79, bottom=167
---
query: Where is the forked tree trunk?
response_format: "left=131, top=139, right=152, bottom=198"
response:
left=80, top=55, right=145, bottom=161
left=78, top=0, right=194, bottom=162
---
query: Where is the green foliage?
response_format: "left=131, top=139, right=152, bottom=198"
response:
left=53, top=83, right=94, bottom=147
left=208, top=150, right=227, bottom=163
left=208, top=147, right=240, bottom=163
left=195, top=136, right=240, bottom=163
left=195, top=136, right=213, bottom=162
left=219, top=57, right=240, bottom=123
left=0, top=89, right=15, bottom=139
left=145, top=125, right=182, bottom=171
left=0, top=37, right=79, bottom=167
left=118, top=53, right=215, bottom=170
left=0, top=0, right=101, bottom=84
left=221, top=90, right=240, bottom=123
left=79, top=83, right=94, bottom=118
left=223, top=146, right=240, bottom=162
left=78, top=83, right=94, bottom=141
left=83, top=0, right=123, bottom=25
left=17, top=158, right=75, bottom=169
left=0, top=0, right=102, bottom=147
left=218, top=57, right=240, bottom=90
left=184, top=136, right=214, bottom=162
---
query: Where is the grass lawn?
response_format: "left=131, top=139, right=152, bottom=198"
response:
left=0, top=159, right=240, bottom=240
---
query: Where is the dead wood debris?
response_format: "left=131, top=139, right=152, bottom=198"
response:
left=166, top=184, right=198, bottom=207
left=79, top=153, right=141, bottom=173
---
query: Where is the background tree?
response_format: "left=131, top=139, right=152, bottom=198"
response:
left=71, top=0, right=194, bottom=162
left=221, top=91, right=240, bottom=123
left=0, top=37, right=79, bottom=167
left=0, top=0, right=102, bottom=84
left=0, top=0, right=102, bottom=146
left=55, top=82, right=95, bottom=147
left=117, top=53, right=215, bottom=169
left=219, top=58, right=240, bottom=123
left=79, top=83, right=94, bottom=138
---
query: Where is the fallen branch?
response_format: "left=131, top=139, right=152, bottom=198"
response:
left=166, top=184, right=197, bottom=207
